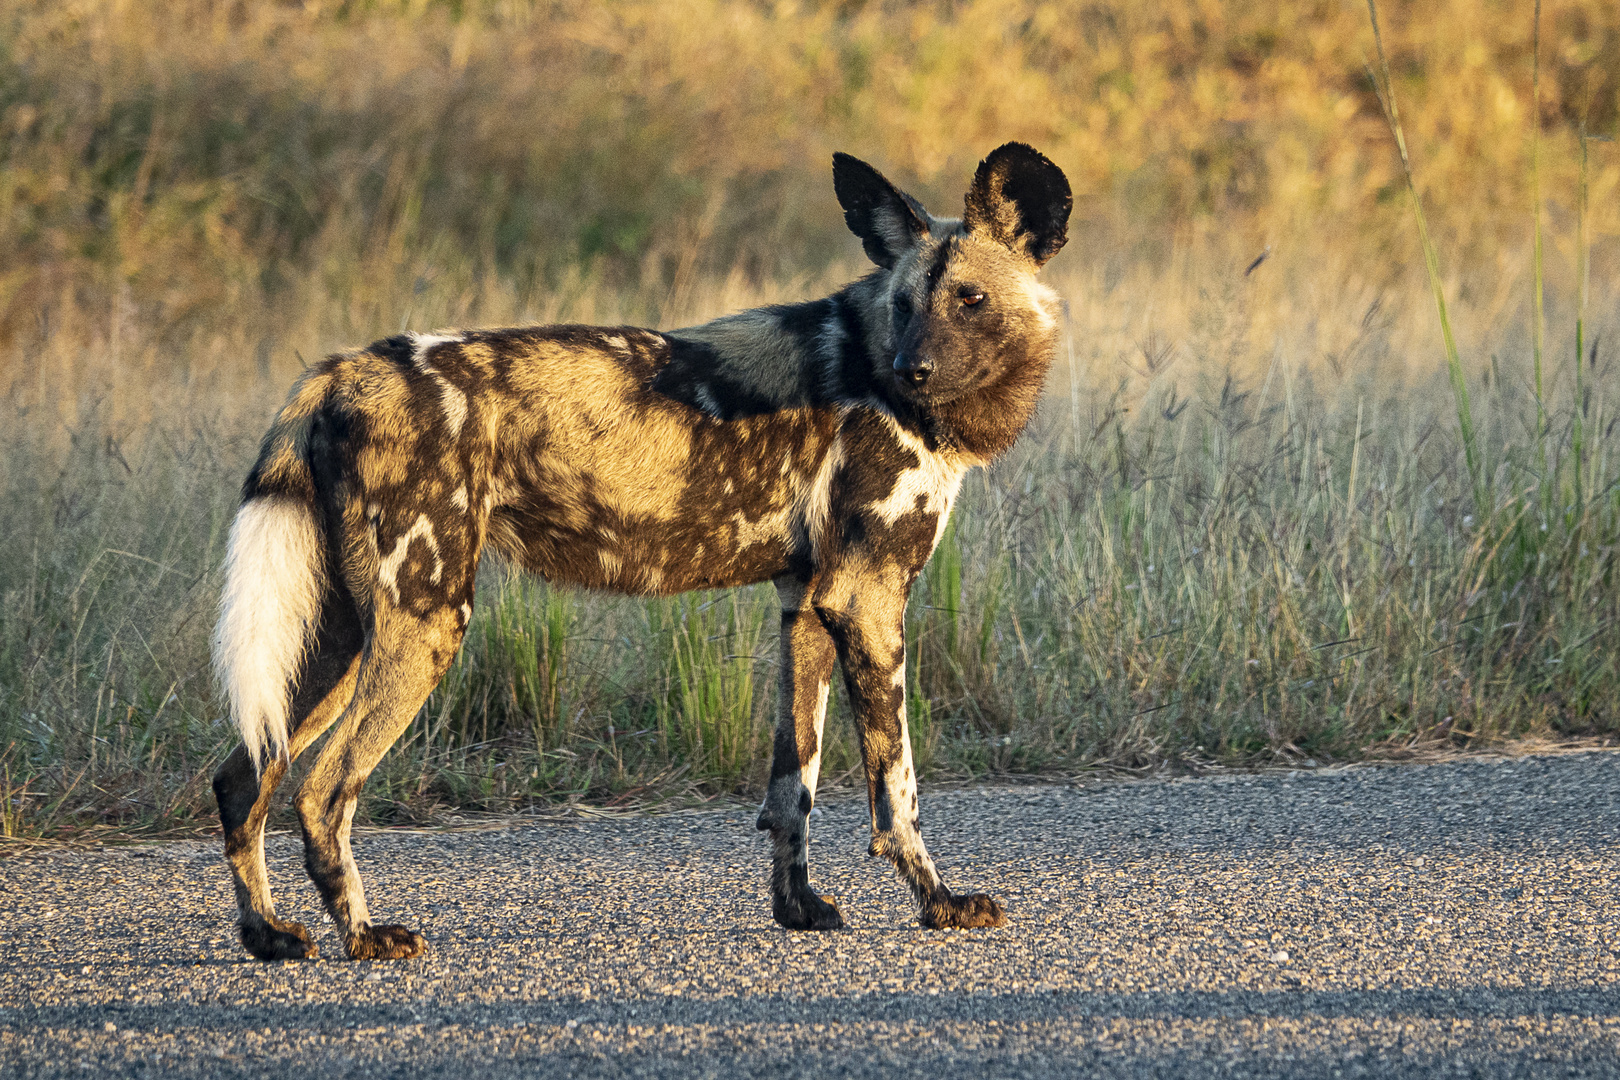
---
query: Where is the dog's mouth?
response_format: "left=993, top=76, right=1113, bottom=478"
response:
left=892, top=368, right=925, bottom=390
left=892, top=363, right=976, bottom=407
left=890, top=371, right=938, bottom=406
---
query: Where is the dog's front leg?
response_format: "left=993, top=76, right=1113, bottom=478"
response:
left=757, top=576, right=843, bottom=930
left=816, top=585, right=1006, bottom=930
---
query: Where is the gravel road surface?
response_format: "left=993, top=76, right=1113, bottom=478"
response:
left=3, top=751, right=1619, bottom=1078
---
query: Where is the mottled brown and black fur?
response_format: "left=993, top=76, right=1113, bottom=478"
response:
left=212, top=143, right=1071, bottom=960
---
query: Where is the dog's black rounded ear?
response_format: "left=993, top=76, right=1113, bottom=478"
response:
left=832, top=152, right=930, bottom=269
left=962, top=143, right=1072, bottom=267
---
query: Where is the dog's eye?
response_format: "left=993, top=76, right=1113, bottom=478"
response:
left=960, top=292, right=985, bottom=307
left=893, top=294, right=912, bottom=316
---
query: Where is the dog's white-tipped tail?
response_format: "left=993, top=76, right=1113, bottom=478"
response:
left=213, top=496, right=324, bottom=769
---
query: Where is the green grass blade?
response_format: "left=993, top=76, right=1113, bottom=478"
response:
left=1530, top=0, right=1548, bottom=487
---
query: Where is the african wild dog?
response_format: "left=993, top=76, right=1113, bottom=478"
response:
left=212, top=142, right=1071, bottom=960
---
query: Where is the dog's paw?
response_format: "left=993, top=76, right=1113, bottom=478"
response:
left=241, top=918, right=321, bottom=961
left=773, top=891, right=846, bottom=931
left=345, top=923, right=427, bottom=961
left=920, top=892, right=1006, bottom=930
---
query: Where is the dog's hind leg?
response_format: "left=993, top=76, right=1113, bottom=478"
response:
left=757, top=576, right=843, bottom=930
left=294, top=600, right=467, bottom=960
left=213, top=585, right=365, bottom=961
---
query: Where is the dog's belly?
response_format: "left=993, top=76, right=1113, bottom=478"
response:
left=489, top=498, right=797, bottom=595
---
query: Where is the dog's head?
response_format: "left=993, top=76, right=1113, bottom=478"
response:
left=833, top=143, right=1071, bottom=407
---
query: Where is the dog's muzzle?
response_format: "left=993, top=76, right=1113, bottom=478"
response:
left=893, top=352, right=933, bottom=388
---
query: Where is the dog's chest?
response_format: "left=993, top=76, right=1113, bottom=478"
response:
left=823, top=410, right=970, bottom=574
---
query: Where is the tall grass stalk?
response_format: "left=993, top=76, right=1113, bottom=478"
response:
left=1530, top=0, right=1549, bottom=483
left=1571, top=122, right=1602, bottom=511
left=1364, top=0, right=1484, bottom=515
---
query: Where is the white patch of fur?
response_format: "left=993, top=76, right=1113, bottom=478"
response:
left=800, top=429, right=846, bottom=562
left=871, top=444, right=966, bottom=528
left=451, top=485, right=469, bottom=511
left=459, top=602, right=472, bottom=624
left=213, top=497, right=325, bottom=769
left=603, top=334, right=629, bottom=352
left=410, top=332, right=468, bottom=437
left=875, top=649, right=931, bottom=871
left=439, top=383, right=468, bottom=436
left=932, top=508, right=953, bottom=551
left=1021, top=277, right=1063, bottom=334
left=410, top=331, right=461, bottom=357
left=798, top=680, right=831, bottom=795
left=377, top=513, right=442, bottom=603
left=867, top=411, right=974, bottom=532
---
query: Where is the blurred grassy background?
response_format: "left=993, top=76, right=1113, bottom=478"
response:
left=1, top=0, right=1617, bottom=839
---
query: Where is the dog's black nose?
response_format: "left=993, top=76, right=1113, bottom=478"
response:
left=893, top=353, right=933, bottom=387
